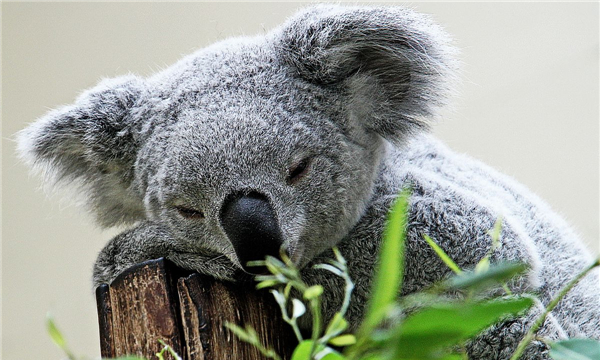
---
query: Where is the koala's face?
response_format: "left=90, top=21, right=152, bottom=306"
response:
left=18, top=5, right=455, bottom=273
left=136, top=40, right=385, bottom=270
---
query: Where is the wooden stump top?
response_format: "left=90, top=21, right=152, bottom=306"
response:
left=96, top=258, right=296, bottom=360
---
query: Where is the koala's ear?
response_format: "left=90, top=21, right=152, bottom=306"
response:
left=17, top=75, right=147, bottom=227
left=276, top=5, right=458, bottom=141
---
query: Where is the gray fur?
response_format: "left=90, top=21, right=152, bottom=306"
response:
left=17, top=5, right=599, bottom=359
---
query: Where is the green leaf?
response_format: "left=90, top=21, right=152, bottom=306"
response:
left=291, top=341, right=344, bottom=360
left=360, top=189, right=410, bottom=333
left=304, top=285, right=324, bottom=300
left=550, top=339, right=600, bottom=360
left=449, top=263, right=528, bottom=291
left=356, top=355, right=384, bottom=360
left=438, top=355, right=465, bottom=360
left=332, top=247, right=347, bottom=266
left=390, top=297, right=533, bottom=358
left=256, top=279, right=281, bottom=289
left=324, top=312, right=348, bottom=338
left=318, top=348, right=347, bottom=360
left=265, top=260, right=282, bottom=275
left=246, top=326, right=260, bottom=343
left=225, top=322, right=256, bottom=344
left=474, top=256, right=490, bottom=274
left=265, top=256, right=289, bottom=271
left=247, top=260, right=266, bottom=267
left=46, top=314, right=67, bottom=351
left=488, top=217, right=503, bottom=250
left=329, top=334, right=357, bottom=347
left=291, top=340, right=320, bottom=360
left=157, top=340, right=183, bottom=360
left=423, top=234, right=462, bottom=274
left=46, top=313, right=78, bottom=360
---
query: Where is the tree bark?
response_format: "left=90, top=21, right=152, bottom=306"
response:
left=96, top=258, right=296, bottom=360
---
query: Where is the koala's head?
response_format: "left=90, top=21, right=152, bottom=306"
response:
left=17, top=5, right=455, bottom=273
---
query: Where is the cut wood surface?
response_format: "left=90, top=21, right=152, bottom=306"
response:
left=96, top=258, right=296, bottom=360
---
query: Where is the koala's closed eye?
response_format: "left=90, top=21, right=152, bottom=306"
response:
left=174, top=205, right=205, bottom=219
left=287, top=157, right=311, bottom=185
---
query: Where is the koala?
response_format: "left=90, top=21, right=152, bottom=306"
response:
left=17, top=5, right=599, bottom=359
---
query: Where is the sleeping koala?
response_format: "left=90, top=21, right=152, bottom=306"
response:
left=17, top=4, right=599, bottom=359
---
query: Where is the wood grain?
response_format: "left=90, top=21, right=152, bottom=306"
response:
left=96, top=258, right=184, bottom=359
left=96, top=258, right=296, bottom=360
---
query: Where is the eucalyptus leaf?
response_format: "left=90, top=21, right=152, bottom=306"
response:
left=329, top=334, right=357, bottom=347
left=438, top=355, right=466, bottom=360
left=292, top=340, right=322, bottom=360
left=224, top=322, right=254, bottom=344
left=549, top=339, right=600, bottom=360
left=474, top=256, right=490, bottom=274
left=46, top=314, right=77, bottom=360
left=325, top=312, right=348, bottom=338
left=257, top=279, right=281, bottom=289
left=449, top=263, right=527, bottom=290
left=332, top=247, right=347, bottom=266
left=357, top=355, right=385, bottom=360
left=318, top=347, right=347, bottom=360
left=390, top=297, right=533, bottom=358
left=265, top=260, right=282, bottom=275
left=488, top=217, right=503, bottom=250
left=360, top=189, right=410, bottom=334
left=46, top=314, right=67, bottom=350
left=247, top=260, right=267, bottom=267
left=265, top=255, right=288, bottom=270
left=246, top=325, right=260, bottom=343
left=304, top=285, right=324, bottom=300
left=423, top=234, right=462, bottom=274
left=157, top=339, right=183, bottom=360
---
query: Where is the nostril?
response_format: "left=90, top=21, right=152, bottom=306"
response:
left=220, top=191, right=284, bottom=269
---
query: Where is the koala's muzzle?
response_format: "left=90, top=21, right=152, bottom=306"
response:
left=219, top=191, right=283, bottom=273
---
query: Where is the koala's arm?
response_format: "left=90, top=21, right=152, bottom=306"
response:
left=405, top=172, right=570, bottom=359
left=404, top=173, right=543, bottom=293
left=93, top=221, right=236, bottom=287
left=318, top=159, right=569, bottom=358
left=93, top=221, right=167, bottom=286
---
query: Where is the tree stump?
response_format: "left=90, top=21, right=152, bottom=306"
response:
left=96, top=258, right=297, bottom=359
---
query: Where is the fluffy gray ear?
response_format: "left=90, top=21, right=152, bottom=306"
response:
left=17, top=75, right=146, bottom=227
left=276, top=5, right=458, bottom=141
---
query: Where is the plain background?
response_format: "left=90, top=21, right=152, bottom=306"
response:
left=2, top=2, right=598, bottom=358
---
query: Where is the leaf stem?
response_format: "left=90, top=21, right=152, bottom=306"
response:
left=509, top=258, right=600, bottom=360
left=334, top=248, right=355, bottom=318
left=275, top=298, right=304, bottom=343
left=309, top=297, right=323, bottom=359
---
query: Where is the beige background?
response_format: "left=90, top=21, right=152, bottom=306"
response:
left=2, top=2, right=598, bottom=358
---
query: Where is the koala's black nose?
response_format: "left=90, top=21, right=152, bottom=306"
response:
left=219, top=191, right=283, bottom=273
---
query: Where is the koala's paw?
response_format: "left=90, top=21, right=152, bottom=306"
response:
left=92, top=221, right=173, bottom=287
left=93, top=239, right=125, bottom=287
left=92, top=221, right=239, bottom=288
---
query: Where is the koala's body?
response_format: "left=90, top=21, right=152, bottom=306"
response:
left=18, top=5, right=599, bottom=359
